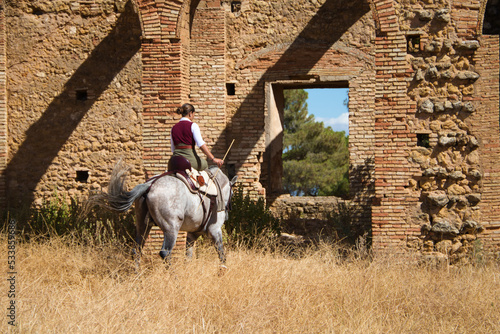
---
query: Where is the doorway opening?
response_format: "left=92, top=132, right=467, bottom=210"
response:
left=264, top=83, right=349, bottom=199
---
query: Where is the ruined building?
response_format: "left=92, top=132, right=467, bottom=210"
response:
left=0, top=0, right=499, bottom=257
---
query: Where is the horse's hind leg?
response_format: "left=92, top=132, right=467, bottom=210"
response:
left=159, top=230, right=179, bottom=266
left=134, top=197, right=152, bottom=267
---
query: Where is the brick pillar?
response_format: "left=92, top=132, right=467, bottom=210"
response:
left=474, top=35, right=500, bottom=252
left=371, top=1, right=420, bottom=252
left=138, top=0, right=189, bottom=258
left=349, top=68, right=377, bottom=236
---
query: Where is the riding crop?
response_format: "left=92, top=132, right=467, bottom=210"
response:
left=196, top=139, right=235, bottom=211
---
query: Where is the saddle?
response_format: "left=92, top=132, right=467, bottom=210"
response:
left=167, top=156, right=219, bottom=201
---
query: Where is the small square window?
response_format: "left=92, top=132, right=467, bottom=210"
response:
left=76, top=89, right=88, bottom=101
left=231, top=1, right=241, bottom=13
left=407, top=35, right=420, bottom=53
left=417, top=133, right=430, bottom=148
left=76, top=170, right=89, bottom=183
left=226, top=83, right=236, bottom=96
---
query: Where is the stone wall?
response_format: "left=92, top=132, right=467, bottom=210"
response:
left=271, top=195, right=345, bottom=221
left=270, top=195, right=348, bottom=242
left=4, top=0, right=144, bottom=206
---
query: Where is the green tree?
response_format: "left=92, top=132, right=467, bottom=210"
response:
left=282, top=89, right=349, bottom=197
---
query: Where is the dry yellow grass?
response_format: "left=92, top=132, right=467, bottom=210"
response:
left=1, top=235, right=499, bottom=333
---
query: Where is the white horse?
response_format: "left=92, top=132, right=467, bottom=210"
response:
left=91, top=160, right=237, bottom=265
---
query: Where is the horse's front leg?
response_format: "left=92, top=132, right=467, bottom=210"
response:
left=186, top=232, right=201, bottom=259
left=207, top=212, right=227, bottom=266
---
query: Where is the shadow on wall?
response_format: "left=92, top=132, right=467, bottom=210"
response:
left=213, top=0, right=371, bottom=203
left=5, top=0, right=141, bottom=206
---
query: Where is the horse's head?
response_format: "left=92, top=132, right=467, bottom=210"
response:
left=230, top=175, right=238, bottom=187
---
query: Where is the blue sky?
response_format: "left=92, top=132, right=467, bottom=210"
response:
left=305, top=88, right=349, bottom=134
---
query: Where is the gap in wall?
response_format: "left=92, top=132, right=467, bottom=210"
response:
left=266, top=84, right=350, bottom=198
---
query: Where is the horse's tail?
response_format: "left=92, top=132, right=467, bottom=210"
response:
left=82, top=159, right=151, bottom=215
left=104, top=159, right=151, bottom=212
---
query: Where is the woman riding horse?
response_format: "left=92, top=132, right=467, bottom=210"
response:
left=86, top=104, right=237, bottom=265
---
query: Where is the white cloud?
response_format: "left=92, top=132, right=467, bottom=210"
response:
left=316, top=112, right=349, bottom=133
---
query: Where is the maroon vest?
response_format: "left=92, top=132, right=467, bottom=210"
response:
left=171, top=120, right=194, bottom=147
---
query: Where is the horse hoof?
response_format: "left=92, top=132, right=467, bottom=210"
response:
left=218, top=265, right=228, bottom=276
left=159, top=250, right=170, bottom=260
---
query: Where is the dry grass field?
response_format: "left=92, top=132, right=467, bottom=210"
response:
left=1, top=235, right=499, bottom=333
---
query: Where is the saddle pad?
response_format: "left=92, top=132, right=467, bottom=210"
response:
left=188, top=169, right=225, bottom=212
left=189, top=170, right=218, bottom=196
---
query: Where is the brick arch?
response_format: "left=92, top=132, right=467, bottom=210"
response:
left=449, top=0, right=488, bottom=37
left=477, top=0, right=488, bottom=34
left=367, top=0, right=400, bottom=35
left=478, top=0, right=499, bottom=35
left=366, top=0, right=381, bottom=33
left=131, top=0, right=201, bottom=41
left=127, top=0, right=145, bottom=37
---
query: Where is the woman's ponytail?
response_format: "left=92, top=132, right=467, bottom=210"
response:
left=177, top=103, right=195, bottom=117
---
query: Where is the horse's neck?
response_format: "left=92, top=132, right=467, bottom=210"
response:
left=212, top=170, right=230, bottom=202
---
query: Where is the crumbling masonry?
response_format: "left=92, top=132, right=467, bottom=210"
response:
left=0, top=0, right=499, bottom=258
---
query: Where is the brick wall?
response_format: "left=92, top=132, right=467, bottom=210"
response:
left=225, top=0, right=375, bottom=202
left=371, top=1, right=419, bottom=251
left=190, top=4, right=226, bottom=158
left=369, top=0, right=500, bottom=258
left=474, top=35, right=500, bottom=252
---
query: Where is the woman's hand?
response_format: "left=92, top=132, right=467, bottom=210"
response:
left=212, top=158, right=224, bottom=168
left=200, top=144, right=224, bottom=168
